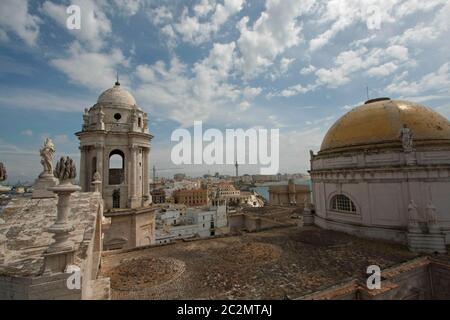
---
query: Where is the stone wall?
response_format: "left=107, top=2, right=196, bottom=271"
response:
left=0, top=193, right=108, bottom=300
left=298, top=257, right=450, bottom=300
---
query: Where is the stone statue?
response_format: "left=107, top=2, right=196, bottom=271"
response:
left=83, top=108, right=89, bottom=130
left=91, top=171, right=102, bottom=193
left=303, top=195, right=309, bottom=209
left=98, top=108, right=105, bottom=123
left=407, top=200, right=422, bottom=234
left=54, top=156, right=77, bottom=182
left=425, top=202, right=438, bottom=224
left=143, top=113, right=149, bottom=129
left=0, top=162, right=6, bottom=182
left=309, top=150, right=314, bottom=159
left=130, top=108, right=137, bottom=122
left=92, top=171, right=101, bottom=182
left=40, top=138, right=55, bottom=177
left=399, top=124, right=413, bottom=152
left=408, top=200, right=420, bottom=222
left=425, top=202, right=440, bottom=234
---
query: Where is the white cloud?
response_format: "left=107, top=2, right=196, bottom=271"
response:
left=280, top=58, right=295, bottom=74
left=236, top=0, right=313, bottom=77
left=269, top=84, right=316, bottom=98
left=134, top=41, right=266, bottom=127
left=0, top=0, right=40, bottom=46
left=308, top=0, right=400, bottom=51
left=174, top=0, right=245, bottom=45
left=390, top=1, right=449, bottom=45
left=21, top=129, right=34, bottom=137
left=161, top=24, right=177, bottom=49
left=385, top=45, right=409, bottom=61
left=50, top=42, right=129, bottom=91
left=300, top=65, right=316, bottom=75
left=386, top=62, right=450, bottom=96
left=367, top=62, right=398, bottom=77
left=113, top=0, right=143, bottom=16
left=394, top=0, right=446, bottom=18
left=149, top=6, right=173, bottom=25
left=42, top=0, right=112, bottom=50
left=194, top=0, right=216, bottom=17
left=312, top=44, right=409, bottom=88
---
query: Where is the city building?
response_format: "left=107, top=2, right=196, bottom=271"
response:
left=269, top=179, right=310, bottom=207
left=215, top=182, right=240, bottom=205
left=309, top=98, right=450, bottom=253
left=174, top=173, right=186, bottom=181
left=151, top=188, right=166, bottom=204
left=187, top=205, right=228, bottom=237
left=240, top=191, right=265, bottom=207
left=76, top=80, right=156, bottom=250
left=154, top=203, right=228, bottom=243
left=173, top=188, right=208, bottom=207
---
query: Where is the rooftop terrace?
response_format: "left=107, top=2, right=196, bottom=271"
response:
left=101, top=226, right=435, bottom=300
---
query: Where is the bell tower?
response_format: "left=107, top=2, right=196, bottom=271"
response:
left=76, top=81, right=155, bottom=249
left=76, top=81, right=152, bottom=210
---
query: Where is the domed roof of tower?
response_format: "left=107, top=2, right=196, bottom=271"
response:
left=319, top=98, right=450, bottom=154
left=97, top=82, right=137, bottom=107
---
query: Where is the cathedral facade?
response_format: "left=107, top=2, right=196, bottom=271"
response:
left=310, top=98, right=450, bottom=253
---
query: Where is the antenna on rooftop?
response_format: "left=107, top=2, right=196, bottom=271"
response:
left=366, top=85, right=370, bottom=101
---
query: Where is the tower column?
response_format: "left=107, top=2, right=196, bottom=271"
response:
left=143, top=148, right=150, bottom=204
left=129, top=145, right=139, bottom=208
left=94, top=144, right=104, bottom=193
left=79, top=146, right=87, bottom=191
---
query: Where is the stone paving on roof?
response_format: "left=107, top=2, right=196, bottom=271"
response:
left=0, top=193, right=101, bottom=277
left=101, top=226, right=421, bottom=300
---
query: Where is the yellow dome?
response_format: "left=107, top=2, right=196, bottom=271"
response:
left=320, top=98, right=450, bottom=153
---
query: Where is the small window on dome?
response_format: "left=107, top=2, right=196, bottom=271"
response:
left=138, top=117, right=142, bottom=127
left=114, top=113, right=121, bottom=121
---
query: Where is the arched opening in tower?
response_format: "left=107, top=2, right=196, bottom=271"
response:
left=109, top=149, right=125, bottom=185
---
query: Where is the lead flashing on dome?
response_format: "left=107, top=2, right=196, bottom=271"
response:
left=364, top=97, right=391, bottom=104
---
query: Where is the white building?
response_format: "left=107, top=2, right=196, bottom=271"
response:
left=155, top=204, right=228, bottom=244
left=310, top=98, right=450, bottom=253
left=187, top=205, right=228, bottom=237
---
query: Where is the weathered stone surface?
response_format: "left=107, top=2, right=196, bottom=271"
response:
left=101, top=226, right=427, bottom=300
left=0, top=192, right=101, bottom=277
left=32, top=175, right=58, bottom=199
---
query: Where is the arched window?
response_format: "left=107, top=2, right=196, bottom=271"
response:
left=109, top=150, right=124, bottom=185
left=330, top=194, right=357, bottom=213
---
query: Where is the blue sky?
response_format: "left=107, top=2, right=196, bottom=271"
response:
left=0, top=0, right=449, bottom=183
